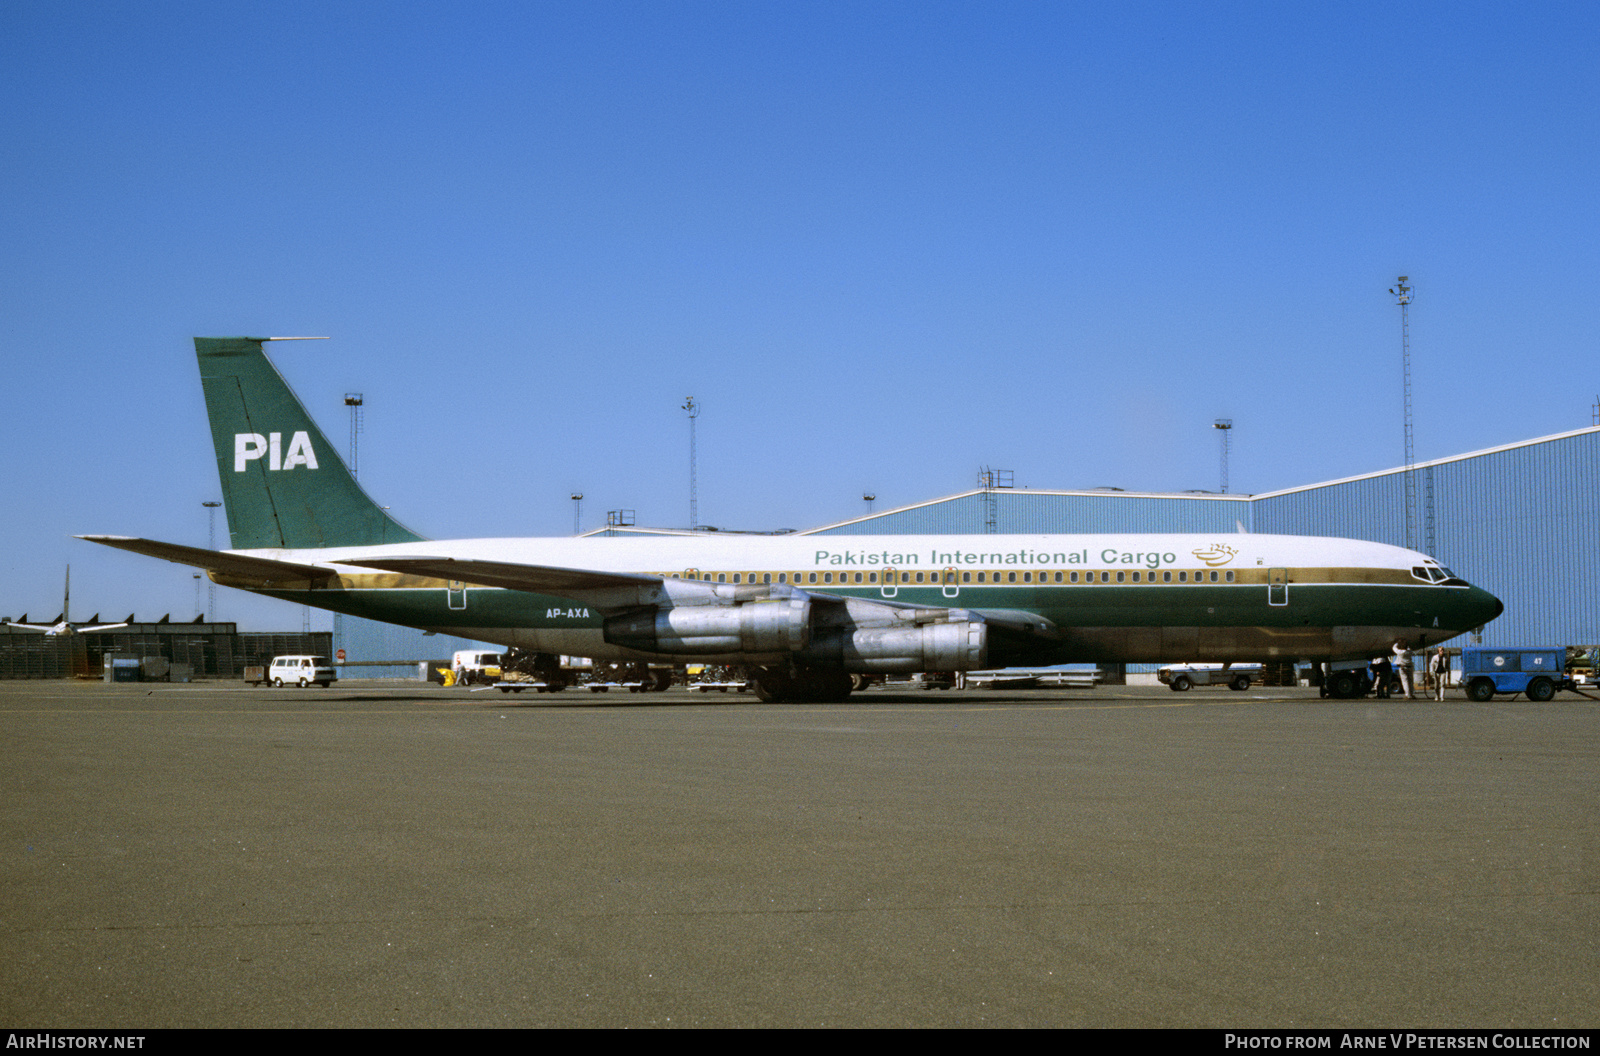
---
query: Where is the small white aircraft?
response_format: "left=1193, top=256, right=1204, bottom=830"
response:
left=3, top=566, right=130, bottom=636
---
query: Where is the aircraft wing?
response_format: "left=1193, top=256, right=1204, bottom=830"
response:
left=355, top=555, right=967, bottom=616
left=349, top=556, right=662, bottom=596
left=78, top=536, right=338, bottom=584
left=356, top=556, right=1064, bottom=647
left=349, top=556, right=705, bottom=612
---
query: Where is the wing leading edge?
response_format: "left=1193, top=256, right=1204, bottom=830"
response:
left=78, top=536, right=338, bottom=585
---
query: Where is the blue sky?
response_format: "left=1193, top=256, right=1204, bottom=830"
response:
left=3, top=1, right=1596, bottom=630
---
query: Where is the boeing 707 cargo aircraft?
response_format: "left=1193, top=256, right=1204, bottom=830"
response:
left=81, top=338, right=1503, bottom=702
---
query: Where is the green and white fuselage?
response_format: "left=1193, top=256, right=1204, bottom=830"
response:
left=201, top=531, right=1501, bottom=667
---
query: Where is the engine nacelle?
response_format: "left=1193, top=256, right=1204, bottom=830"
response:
left=799, top=619, right=988, bottom=672
left=604, top=595, right=811, bottom=655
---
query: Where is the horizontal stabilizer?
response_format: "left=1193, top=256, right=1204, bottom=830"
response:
left=78, top=536, right=337, bottom=584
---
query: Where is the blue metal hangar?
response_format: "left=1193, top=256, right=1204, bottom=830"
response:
left=801, top=426, right=1600, bottom=649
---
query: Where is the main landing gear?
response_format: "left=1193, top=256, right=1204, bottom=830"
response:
left=748, top=666, right=854, bottom=704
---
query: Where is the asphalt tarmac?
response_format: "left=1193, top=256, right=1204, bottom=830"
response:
left=1, top=678, right=1596, bottom=1029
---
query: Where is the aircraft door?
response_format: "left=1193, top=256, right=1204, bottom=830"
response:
left=1268, top=568, right=1288, bottom=607
left=942, top=566, right=959, bottom=599
left=881, top=568, right=897, bottom=599
left=448, top=580, right=467, bottom=611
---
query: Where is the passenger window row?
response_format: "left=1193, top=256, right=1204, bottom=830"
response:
left=661, top=569, right=1239, bottom=585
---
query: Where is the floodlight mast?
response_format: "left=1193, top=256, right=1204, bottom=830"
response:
left=683, top=396, right=700, bottom=529
left=1389, top=276, right=1416, bottom=551
left=344, top=394, right=363, bottom=480
left=202, top=501, right=221, bottom=618
left=1213, top=420, right=1233, bottom=493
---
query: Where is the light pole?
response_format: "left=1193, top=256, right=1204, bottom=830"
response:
left=1389, top=276, right=1416, bottom=550
left=682, top=396, right=699, bottom=528
left=1213, top=420, right=1233, bottom=494
left=202, top=501, right=221, bottom=619
left=344, top=393, right=364, bottom=479
left=571, top=492, right=583, bottom=535
left=339, top=393, right=363, bottom=654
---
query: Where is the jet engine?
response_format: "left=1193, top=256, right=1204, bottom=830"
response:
left=604, top=589, right=989, bottom=672
left=604, top=595, right=811, bottom=654
left=797, top=620, right=987, bottom=672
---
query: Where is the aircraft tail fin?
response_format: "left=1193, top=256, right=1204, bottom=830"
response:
left=196, top=337, right=425, bottom=549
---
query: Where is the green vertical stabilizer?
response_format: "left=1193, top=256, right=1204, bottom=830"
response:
left=196, top=337, right=425, bottom=549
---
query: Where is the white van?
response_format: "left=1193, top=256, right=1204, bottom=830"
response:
left=269, top=655, right=338, bottom=688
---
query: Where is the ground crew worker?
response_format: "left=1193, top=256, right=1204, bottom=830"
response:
left=1429, top=648, right=1449, bottom=701
left=1393, top=641, right=1415, bottom=699
left=1372, top=655, right=1392, bottom=698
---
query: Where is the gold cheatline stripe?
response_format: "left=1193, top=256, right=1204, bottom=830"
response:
left=224, top=566, right=1444, bottom=591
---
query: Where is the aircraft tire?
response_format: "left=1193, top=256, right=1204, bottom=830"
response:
left=812, top=670, right=853, bottom=703
left=750, top=668, right=794, bottom=703
left=751, top=667, right=852, bottom=703
left=1328, top=672, right=1361, bottom=699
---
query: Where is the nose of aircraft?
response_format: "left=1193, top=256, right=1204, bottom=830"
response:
left=1467, top=585, right=1504, bottom=628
